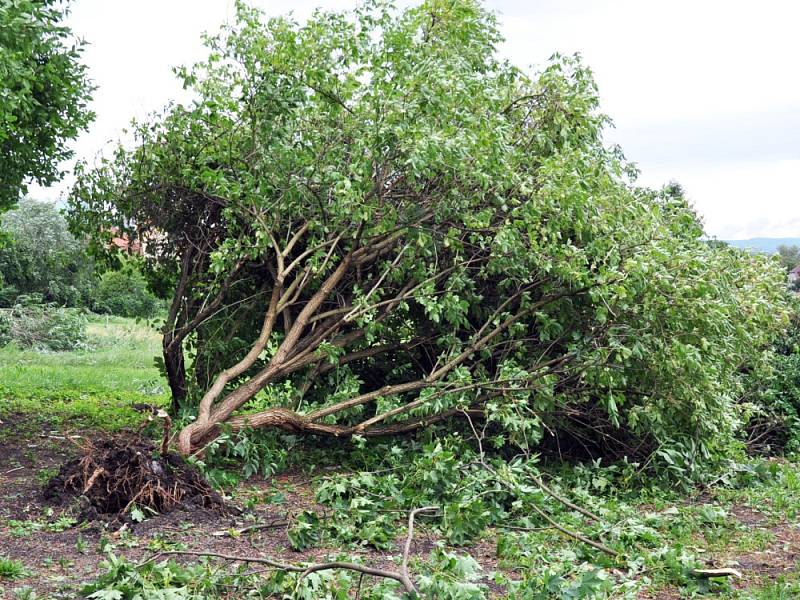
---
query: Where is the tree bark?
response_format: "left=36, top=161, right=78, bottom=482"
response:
left=163, top=336, right=187, bottom=415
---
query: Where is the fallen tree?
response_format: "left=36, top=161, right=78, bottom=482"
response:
left=68, top=0, right=788, bottom=468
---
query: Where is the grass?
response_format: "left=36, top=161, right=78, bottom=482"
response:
left=0, top=315, right=168, bottom=431
left=0, top=555, right=26, bottom=579
left=716, top=461, right=800, bottom=522
left=727, top=571, right=800, bottom=600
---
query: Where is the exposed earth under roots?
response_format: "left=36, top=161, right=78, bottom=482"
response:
left=43, top=434, right=224, bottom=519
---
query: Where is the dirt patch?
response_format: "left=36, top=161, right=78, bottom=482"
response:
left=43, top=434, right=224, bottom=520
left=706, top=503, right=800, bottom=592
left=729, top=505, right=767, bottom=527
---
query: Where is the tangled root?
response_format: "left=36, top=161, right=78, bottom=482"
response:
left=44, top=434, right=224, bottom=518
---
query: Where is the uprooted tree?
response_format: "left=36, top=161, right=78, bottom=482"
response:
left=68, top=0, right=789, bottom=466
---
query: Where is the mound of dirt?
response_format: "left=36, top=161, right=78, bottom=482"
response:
left=44, top=434, right=224, bottom=519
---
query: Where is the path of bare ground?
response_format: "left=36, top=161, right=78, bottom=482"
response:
left=1, top=413, right=798, bottom=598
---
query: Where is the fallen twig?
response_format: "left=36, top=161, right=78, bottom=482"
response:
left=400, top=506, right=438, bottom=587
left=530, top=474, right=602, bottom=523
left=298, top=560, right=415, bottom=593
left=530, top=504, right=617, bottom=556
left=495, top=523, right=553, bottom=532
left=297, top=504, right=437, bottom=594
left=355, top=572, right=365, bottom=600
left=138, top=549, right=302, bottom=572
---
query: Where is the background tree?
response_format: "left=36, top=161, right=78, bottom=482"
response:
left=0, top=197, right=96, bottom=306
left=778, top=244, right=800, bottom=272
left=69, top=0, right=789, bottom=468
left=92, top=265, right=160, bottom=318
left=0, top=0, right=94, bottom=212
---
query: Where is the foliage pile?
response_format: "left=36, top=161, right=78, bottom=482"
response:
left=0, top=296, right=87, bottom=351
left=69, top=0, right=789, bottom=472
left=78, top=432, right=800, bottom=598
left=81, top=547, right=492, bottom=600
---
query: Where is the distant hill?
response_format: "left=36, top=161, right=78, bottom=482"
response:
left=724, top=237, right=800, bottom=254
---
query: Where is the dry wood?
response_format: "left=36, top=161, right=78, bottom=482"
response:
left=210, top=519, right=288, bottom=537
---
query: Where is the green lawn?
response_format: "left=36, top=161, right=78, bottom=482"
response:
left=0, top=315, right=168, bottom=431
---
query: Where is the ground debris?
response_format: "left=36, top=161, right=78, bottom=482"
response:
left=692, top=567, right=743, bottom=578
left=43, top=433, right=224, bottom=519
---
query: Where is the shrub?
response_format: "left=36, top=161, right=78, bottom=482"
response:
left=68, top=0, right=789, bottom=473
left=92, top=268, right=160, bottom=318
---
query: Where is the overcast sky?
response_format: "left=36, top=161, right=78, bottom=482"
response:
left=30, top=0, right=800, bottom=240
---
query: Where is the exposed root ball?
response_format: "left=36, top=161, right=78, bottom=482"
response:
left=44, top=434, right=224, bottom=518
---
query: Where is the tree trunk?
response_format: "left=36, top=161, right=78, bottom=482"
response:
left=163, top=338, right=187, bottom=415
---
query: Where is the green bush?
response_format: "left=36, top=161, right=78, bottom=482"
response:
left=67, top=0, right=789, bottom=474
left=92, top=268, right=159, bottom=319
left=0, top=299, right=87, bottom=352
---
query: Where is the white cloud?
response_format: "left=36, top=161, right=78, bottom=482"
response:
left=635, top=159, right=800, bottom=239
left=495, top=0, right=800, bottom=123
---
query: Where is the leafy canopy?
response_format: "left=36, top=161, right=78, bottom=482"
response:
left=0, top=0, right=94, bottom=212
